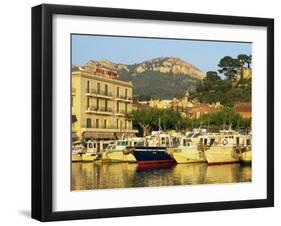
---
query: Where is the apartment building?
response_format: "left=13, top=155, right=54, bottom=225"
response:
left=72, top=68, right=138, bottom=141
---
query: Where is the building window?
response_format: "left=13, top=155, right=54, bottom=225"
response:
left=125, top=89, right=128, bottom=98
left=97, top=82, right=100, bottom=94
left=105, top=100, right=108, bottom=111
left=86, top=118, right=91, bottom=128
left=125, top=120, right=127, bottom=129
left=117, top=101, right=119, bottom=113
left=116, top=119, right=119, bottom=129
left=125, top=103, right=128, bottom=113
left=96, top=119, right=99, bottom=128
left=96, top=98, right=99, bottom=110
left=86, top=80, right=90, bottom=93
left=117, top=87, right=120, bottom=97
left=105, top=84, right=108, bottom=96
left=104, top=119, right=107, bottom=128
left=86, top=97, right=90, bottom=109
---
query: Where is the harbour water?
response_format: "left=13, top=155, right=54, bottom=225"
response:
left=71, top=162, right=251, bottom=190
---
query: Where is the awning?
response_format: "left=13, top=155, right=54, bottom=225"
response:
left=83, top=132, right=116, bottom=140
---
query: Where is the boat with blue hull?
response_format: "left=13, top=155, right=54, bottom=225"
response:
left=131, top=120, right=177, bottom=166
left=132, top=147, right=176, bottom=166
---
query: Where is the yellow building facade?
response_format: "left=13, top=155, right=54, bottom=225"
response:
left=236, top=67, right=252, bottom=81
left=72, top=70, right=138, bottom=141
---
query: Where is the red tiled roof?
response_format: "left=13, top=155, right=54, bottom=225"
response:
left=234, top=102, right=252, bottom=113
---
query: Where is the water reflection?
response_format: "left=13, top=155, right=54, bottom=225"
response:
left=72, top=162, right=251, bottom=190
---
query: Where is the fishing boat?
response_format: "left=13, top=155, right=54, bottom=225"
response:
left=133, top=146, right=176, bottom=166
left=82, top=141, right=99, bottom=162
left=102, top=138, right=144, bottom=163
left=132, top=121, right=177, bottom=166
left=204, top=128, right=242, bottom=165
left=239, top=133, right=252, bottom=163
left=167, top=131, right=207, bottom=164
left=72, top=142, right=85, bottom=162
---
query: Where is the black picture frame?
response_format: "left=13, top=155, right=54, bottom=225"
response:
left=32, top=3, right=274, bottom=222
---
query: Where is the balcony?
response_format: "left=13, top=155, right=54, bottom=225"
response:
left=115, top=110, right=128, bottom=116
left=85, top=106, right=113, bottom=115
left=85, top=88, right=113, bottom=99
left=115, top=95, right=133, bottom=102
left=81, top=125, right=138, bottom=134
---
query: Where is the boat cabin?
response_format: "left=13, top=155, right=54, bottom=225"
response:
left=145, top=132, right=176, bottom=147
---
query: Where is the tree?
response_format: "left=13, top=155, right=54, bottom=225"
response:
left=127, top=108, right=188, bottom=135
left=237, top=54, right=249, bottom=67
left=246, top=54, right=252, bottom=68
left=194, top=108, right=251, bottom=131
left=237, top=54, right=249, bottom=80
left=205, top=71, right=221, bottom=81
left=218, top=56, right=240, bottom=80
left=126, top=109, right=152, bottom=137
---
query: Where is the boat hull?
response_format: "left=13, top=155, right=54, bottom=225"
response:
left=240, top=150, right=252, bottom=163
left=82, top=153, right=98, bottom=162
left=102, top=151, right=136, bottom=163
left=133, top=147, right=176, bottom=166
left=169, top=147, right=206, bottom=164
left=205, top=146, right=240, bottom=165
left=72, top=154, right=83, bottom=162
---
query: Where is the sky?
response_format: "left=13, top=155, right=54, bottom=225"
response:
left=72, top=34, right=252, bottom=73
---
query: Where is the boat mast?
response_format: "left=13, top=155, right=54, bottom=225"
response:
left=223, top=113, right=226, bottom=130
left=158, top=118, right=162, bottom=132
left=237, top=118, right=240, bottom=132
left=207, top=113, right=210, bottom=132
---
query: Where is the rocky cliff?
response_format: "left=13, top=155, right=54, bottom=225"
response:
left=74, top=57, right=206, bottom=99
left=79, top=57, right=205, bottom=80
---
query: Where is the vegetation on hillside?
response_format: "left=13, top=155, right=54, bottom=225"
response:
left=119, top=70, right=198, bottom=99
left=187, top=108, right=251, bottom=131
left=127, top=107, right=251, bottom=136
left=190, top=54, right=252, bottom=107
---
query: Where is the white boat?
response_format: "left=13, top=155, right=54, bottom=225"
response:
left=72, top=143, right=85, bottom=162
left=167, top=132, right=207, bottom=164
left=102, top=138, right=144, bottom=163
left=204, top=129, right=242, bottom=165
left=144, top=130, right=176, bottom=147
left=239, top=134, right=252, bottom=163
left=82, top=141, right=99, bottom=162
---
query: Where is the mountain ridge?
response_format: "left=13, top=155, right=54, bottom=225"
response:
left=73, top=57, right=206, bottom=99
left=75, top=56, right=206, bottom=80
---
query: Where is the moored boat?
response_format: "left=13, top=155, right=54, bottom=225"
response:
left=167, top=131, right=207, bottom=164
left=82, top=141, right=100, bottom=162
left=239, top=133, right=252, bottom=163
left=72, top=142, right=85, bottom=162
left=102, top=138, right=144, bottom=163
left=132, top=129, right=177, bottom=166
left=204, top=129, right=242, bottom=165
left=133, top=146, right=176, bottom=166
left=240, top=148, right=252, bottom=163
